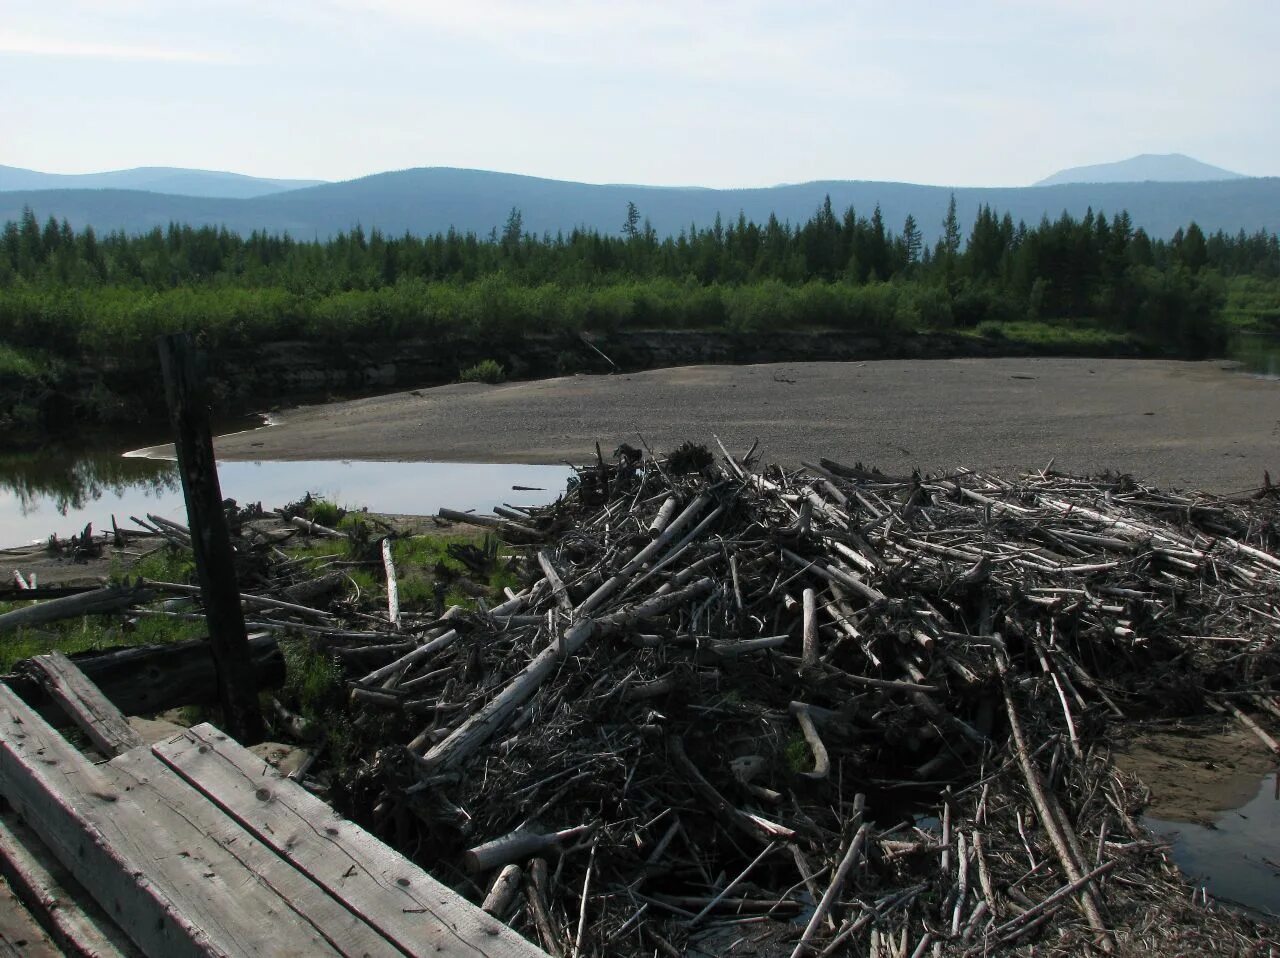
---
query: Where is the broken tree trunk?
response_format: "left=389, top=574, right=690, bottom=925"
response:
left=158, top=332, right=264, bottom=746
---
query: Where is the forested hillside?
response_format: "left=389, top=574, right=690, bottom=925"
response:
left=2, top=167, right=1278, bottom=243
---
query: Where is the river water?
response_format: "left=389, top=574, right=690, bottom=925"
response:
left=0, top=442, right=571, bottom=546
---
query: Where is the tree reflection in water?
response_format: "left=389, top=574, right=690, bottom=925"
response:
left=0, top=448, right=179, bottom=517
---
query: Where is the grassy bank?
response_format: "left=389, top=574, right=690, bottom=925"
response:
left=1223, top=275, right=1280, bottom=333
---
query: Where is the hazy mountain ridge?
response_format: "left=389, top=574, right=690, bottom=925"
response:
left=0, top=165, right=326, bottom=199
left=2, top=167, right=1277, bottom=243
left=1035, top=153, right=1245, bottom=186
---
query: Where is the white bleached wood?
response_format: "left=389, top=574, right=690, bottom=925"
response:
left=381, top=538, right=401, bottom=628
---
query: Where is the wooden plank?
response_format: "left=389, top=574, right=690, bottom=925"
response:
left=157, top=332, right=264, bottom=745
left=0, top=684, right=342, bottom=958
left=0, top=807, right=140, bottom=957
left=153, top=724, right=549, bottom=958
left=106, top=749, right=401, bottom=958
left=27, top=652, right=144, bottom=758
left=0, top=876, right=61, bottom=958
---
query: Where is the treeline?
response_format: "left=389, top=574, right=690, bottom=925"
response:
left=4, top=197, right=1277, bottom=291
left=1, top=197, right=1273, bottom=366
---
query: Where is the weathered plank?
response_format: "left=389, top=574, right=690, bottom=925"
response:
left=0, top=876, right=61, bottom=958
left=153, top=724, right=549, bottom=958
left=0, top=684, right=341, bottom=958
left=106, top=749, right=401, bottom=958
left=28, top=652, right=143, bottom=758
left=0, top=807, right=140, bottom=957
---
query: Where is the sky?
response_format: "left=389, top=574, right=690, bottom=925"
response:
left=2, top=0, right=1276, bottom=188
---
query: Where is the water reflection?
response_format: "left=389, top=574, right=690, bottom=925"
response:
left=0, top=448, right=179, bottom=517
left=1228, top=334, right=1280, bottom=379
left=1146, top=772, right=1280, bottom=918
left=0, top=450, right=570, bottom=546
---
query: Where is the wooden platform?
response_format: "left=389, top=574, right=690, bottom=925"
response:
left=0, top=660, right=548, bottom=957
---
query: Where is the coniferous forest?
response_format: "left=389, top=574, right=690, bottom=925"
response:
left=2, top=196, right=1278, bottom=433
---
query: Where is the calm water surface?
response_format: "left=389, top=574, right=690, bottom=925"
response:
left=0, top=444, right=570, bottom=546
left=1146, top=772, right=1280, bottom=918
left=1229, top=333, right=1280, bottom=379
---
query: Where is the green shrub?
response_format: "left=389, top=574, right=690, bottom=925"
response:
left=459, top=359, right=506, bottom=384
left=309, top=498, right=343, bottom=527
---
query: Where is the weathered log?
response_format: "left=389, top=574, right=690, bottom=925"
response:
left=419, top=576, right=715, bottom=774
left=790, top=820, right=872, bottom=958
left=381, top=537, right=401, bottom=628
left=464, top=825, right=592, bottom=874
left=999, top=656, right=1112, bottom=951
left=280, top=571, right=347, bottom=604
left=524, top=858, right=562, bottom=958
left=536, top=550, right=574, bottom=615
left=0, top=584, right=154, bottom=634
left=789, top=701, right=831, bottom=780
left=145, top=579, right=333, bottom=621
left=437, top=508, right=543, bottom=541
left=6, top=634, right=283, bottom=724
left=481, top=864, right=523, bottom=917
left=280, top=513, right=344, bottom=539
left=801, top=587, right=819, bottom=668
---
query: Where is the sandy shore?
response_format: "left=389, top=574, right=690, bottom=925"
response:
left=187, top=357, right=1279, bottom=494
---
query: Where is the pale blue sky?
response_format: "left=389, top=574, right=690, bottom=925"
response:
left=2, top=1, right=1275, bottom=187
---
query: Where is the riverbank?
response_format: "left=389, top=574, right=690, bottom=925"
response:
left=3, top=325, right=1167, bottom=448
left=145, top=356, right=1280, bottom=495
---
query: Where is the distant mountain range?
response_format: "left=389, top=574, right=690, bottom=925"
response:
left=1035, top=153, right=1245, bottom=187
left=0, top=165, right=325, bottom=199
left=1, top=164, right=1275, bottom=243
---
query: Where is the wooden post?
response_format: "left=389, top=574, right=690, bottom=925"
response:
left=157, top=333, right=264, bottom=745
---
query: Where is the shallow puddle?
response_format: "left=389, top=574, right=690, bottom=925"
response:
left=0, top=448, right=570, bottom=546
left=1145, top=771, right=1280, bottom=918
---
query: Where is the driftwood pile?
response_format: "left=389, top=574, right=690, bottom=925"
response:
left=329, top=444, right=1280, bottom=957
left=5, top=442, right=1280, bottom=955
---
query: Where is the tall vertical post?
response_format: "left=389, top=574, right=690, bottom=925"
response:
left=157, top=333, right=264, bottom=745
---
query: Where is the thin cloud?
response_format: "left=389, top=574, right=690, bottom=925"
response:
left=0, top=30, right=234, bottom=63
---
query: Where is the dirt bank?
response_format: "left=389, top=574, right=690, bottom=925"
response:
left=185, top=357, right=1279, bottom=494
left=1113, top=718, right=1278, bottom=824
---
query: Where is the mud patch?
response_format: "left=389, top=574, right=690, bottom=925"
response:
left=1112, top=718, right=1276, bottom=825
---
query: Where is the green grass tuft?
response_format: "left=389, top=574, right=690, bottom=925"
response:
left=784, top=733, right=811, bottom=774
left=458, top=359, right=506, bottom=384
left=310, top=499, right=344, bottom=527
left=281, top=640, right=345, bottom=718
left=128, top=546, right=197, bottom=584
left=971, top=319, right=1134, bottom=350
left=0, top=608, right=204, bottom=673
